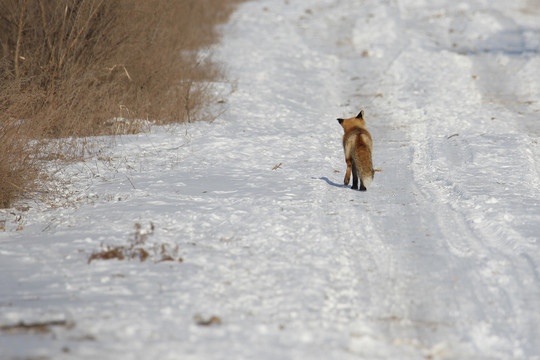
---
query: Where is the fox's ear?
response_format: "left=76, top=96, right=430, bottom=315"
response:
left=356, top=110, right=364, bottom=119
left=337, top=118, right=344, bottom=125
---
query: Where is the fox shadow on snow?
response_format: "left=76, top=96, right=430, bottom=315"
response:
left=318, top=177, right=349, bottom=189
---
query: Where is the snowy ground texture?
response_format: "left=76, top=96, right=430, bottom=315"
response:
left=2, top=0, right=540, bottom=359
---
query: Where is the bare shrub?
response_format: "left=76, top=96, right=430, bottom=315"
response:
left=0, top=0, right=243, bottom=208
left=0, top=120, right=39, bottom=208
left=0, top=0, right=122, bottom=137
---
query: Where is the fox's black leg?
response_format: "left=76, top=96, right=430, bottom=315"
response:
left=360, top=181, right=367, bottom=191
left=351, top=165, right=359, bottom=190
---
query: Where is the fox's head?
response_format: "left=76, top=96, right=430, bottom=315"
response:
left=337, top=110, right=366, bottom=132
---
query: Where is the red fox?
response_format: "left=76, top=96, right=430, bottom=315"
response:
left=337, top=110, right=374, bottom=191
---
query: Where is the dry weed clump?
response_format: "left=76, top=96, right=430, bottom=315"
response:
left=0, top=320, right=74, bottom=335
left=194, top=315, right=222, bottom=327
left=88, top=223, right=183, bottom=264
left=0, top=0, right=243, bottom=208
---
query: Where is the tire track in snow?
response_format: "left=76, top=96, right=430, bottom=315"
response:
left=293, top=2, right=486, bottom=357
left=351, top=1, right=540, bottom=357
left=293, top=0, right=540, bottom=357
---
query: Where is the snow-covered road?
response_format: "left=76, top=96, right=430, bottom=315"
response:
left=1, top=0, right=540, bottom=359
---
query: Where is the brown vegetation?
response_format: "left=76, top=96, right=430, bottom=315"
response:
left=0, top=0, right=242, bottom=208
left=0, top=319, right=74, bottom=334
left=88, top=223, right=183, bottom=264
left=194, top=315, right=222, bottom=326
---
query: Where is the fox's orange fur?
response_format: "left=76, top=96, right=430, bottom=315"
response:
left=337, top=110, right=374, bottom=191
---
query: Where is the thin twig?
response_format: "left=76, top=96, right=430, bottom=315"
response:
left=37, top=0, right=53, bottom=54
left=15, top=0, right=28, bottom=80
left=125, top=175, right=136, bottom=189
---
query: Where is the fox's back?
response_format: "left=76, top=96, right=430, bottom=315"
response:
left=344, top=127, right=372, bottom=153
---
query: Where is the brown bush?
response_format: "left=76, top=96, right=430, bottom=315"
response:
left=0, top=120, right=38, bottom=208
left=0, top=0, right=242, bottom=208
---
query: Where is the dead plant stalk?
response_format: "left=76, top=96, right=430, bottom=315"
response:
left=14, top=0, right=28, bottom=80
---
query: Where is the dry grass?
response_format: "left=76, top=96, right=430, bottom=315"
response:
left=0, top=319, right=75, bottom=334
left=0, top=0, right=243, bottom=208
left=194, top=315, right=222, bottom=326
left=0, top=119, right=39, bottom=208
left=88, top=223, right=183, bottom=264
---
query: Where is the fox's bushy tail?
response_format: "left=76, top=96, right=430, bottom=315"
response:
left=352, top=149, right=374, bottom=189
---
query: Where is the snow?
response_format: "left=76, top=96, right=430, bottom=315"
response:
left=1, top=0, right=540, bottom=359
